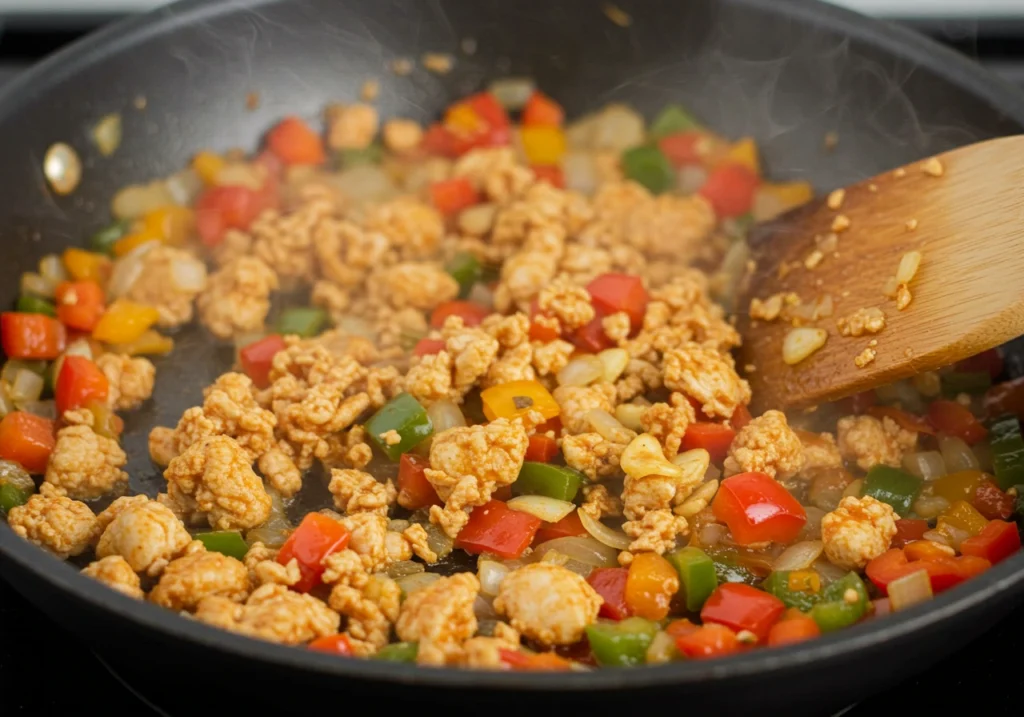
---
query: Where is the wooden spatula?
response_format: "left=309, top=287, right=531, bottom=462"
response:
left=735, top=134, right=1024, bottom=414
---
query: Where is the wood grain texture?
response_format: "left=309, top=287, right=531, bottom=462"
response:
left=736, top=134, right=1024, bottom=413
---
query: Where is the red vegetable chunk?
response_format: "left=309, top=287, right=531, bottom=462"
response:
left=55, top=356, right=109, bottom=415
left=277, top=513, right=351, bottom=593
left=239, top=334, right=286, bottom=389
left=455, top=499, right=541, bottom=559
left=397, top=453, right=442, bottom=511
left=1, top=313, right=66, bottom=359
left=586, top=273, right=648, bottom=330
left=711, top=471, right=806, bottom=545
left=960, top=520, right=1021, bottom=564
left=700, top=583, right=785, bottom=641
left=587, top=567, right=632, bottom=621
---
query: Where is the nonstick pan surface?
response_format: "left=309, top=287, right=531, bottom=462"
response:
left=2, top=0, right=1024, bottom=713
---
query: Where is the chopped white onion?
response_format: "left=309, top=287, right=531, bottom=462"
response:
left=597, top=348, right=630, bottom=384
left=18, top=399, right=55, bottom=420
left=20, top=272, right=55, bottom=299
left=427, top=399, right=467, bottom=435
left=614, top=403, right=646, bottom=432
left=1, top=361, right=42, bottom=384
left=811, top=557, right=849, bottom=585
left=698, top=522, right=728, bottom=547
left=334, top=164, right=397, bottom=204
left=585, top=409, right=636, bottom=444
left=563, top=152, right=599, bottom=194
left=773, top=540, right=824, bottom=571
left=336, top=315, right=377, bottom=341
left=65, top=338, right=94, bottom=360
left=386, top=560, right=425, bottom=579
left=578, top=508, right=631, bottom=550
left=108, top=240, right=157, bottom=298
left=170, top=257, right=208, bottom=292
left=112, top=181, right=176, bottom=220
left=589, top=105, right=645, bottom=151
left=902, top=451, right=946, bottom=481
left=473, top=594, right=501, bottom=621
left=888, top=568, right=933, bottom=611
left=396, top=572, right=441, bottom=595
left=800, top=506, right=825, bottom=540
left=9, top=369, right=43, bottom=403
left=39, top=255, right=67, bottom=286
left=842, top=478, right=864, bottom=499
left=507, top=495, right=575, bottom=523
left=166, top=169, right=203, bottom=204
left=488, top=77, right=535, bottom=110
left=421, top=520, right=454, bottom=560
left=912, top=493, right=950, bottom=520
left=557, top=355, right=605, bottom=387
left=752, top=186, right=786, bottom=222
left=939, top=434, right=980, bottom=473
left=533, top=536, right=619, bottom=571
left=245, top=489, right=292, bottom=547
left=678, top=165, right=709, bottom=195
left=478, top=559, right=510, bottom=596
left=468, top=282, right=495, bottom=309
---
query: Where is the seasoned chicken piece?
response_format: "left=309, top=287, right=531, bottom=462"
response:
left=452, top=147, right=535, bottom=203
left=493, top=563, right=601, bottom=646
left=363, top=197, right=445, bottom=260
left=395, top=573, right=479, bottom=665
left=580, top=484, right=623, bottom=521
left=458, top=628, right=523, bottom=669
left=641, top=393, right=696, bottom=457
left=562, top=432, right=626, bottom=480
left=195, top=583, right=339, bottom=645
left=329, top=573, right=402, bottom=656
left=622, top=509, right=688, bottom=558
left=382, top=118, right=423, bottom=154
left=837, top=415, right=917, bottom=471
left=81, top=555, right=144, bottom=598
left=96, top=354, right=156, bottom=411
left=552, top=383, right=616, bottom=435
left=44, top=412, right=128, bottom=501
left=495, top=250, right=559, bottom=312
left=244, top=541, right=300, bottom=588
left=326, top=102, right=379, bottom=150
left=663, top=342, right=751, bottom=419
left=125, top=245, right=208, bottom=327
left=274, top=381, right=371, bottom=470
left=531, top=338, right=575, bottom=376
left=197, top=256, right=278, bottom=339
left=95, top=495, right=191, bottom=576
left=484, top=343, right=536, bottom=388
left=8, top=483, right=98, bottom=559
left=328, top=469, right=397, bottom=516
left=313, top=219, right=390, bottom=289
left=481, top=312, right=531, bottom=349
left=724, top=410, right=805, bottom=479
left=163, top=435, right=272, bottom=531
left=797, top=429, right=844, bottom=472
left=250, top=199, right=331, bottom=283
left=375, top=262, right=459, bottom=312
left=821, top=495, right=897, bottom=570
left=172, top=372, right=277, bottom=462
left=538, top=278, right=595, bottom=331
left=149, top=548, right=251, bottom=611
left=148, top=426, right=177, bottom=467
left=256, top=448, right=303, bottom=498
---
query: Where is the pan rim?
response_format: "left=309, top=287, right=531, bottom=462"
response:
left=3, top=0, right=1024, bottom=693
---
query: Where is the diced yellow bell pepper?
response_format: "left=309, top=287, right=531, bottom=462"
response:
left=140, top=205, right=195, bottom=246
left=444, top=104, right=486, bottom=135
left=115, top=328, right=174, bottom=356
left=62, top=248, right=111, bottom=283
left=762, top=181, right=814, bottom=212
left=937, top=500, right=988, bottom=538
left=113, top=230, right=162, bottom=257
left=192, top=151, right=226, bottom=185
left=932, top=470, right=984, bottom=505
left=92, top=299, right=160, bottom=344
left=725, top=136, right=761, bottom=175
left=521, top=126, right=566, bottom=166
left=480, top=379, right=560, bottom=422
left=787, top=570, right=821, bottom=594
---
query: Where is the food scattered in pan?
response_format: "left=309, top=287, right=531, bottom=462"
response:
left=2, top=83, right=1022, bottom=670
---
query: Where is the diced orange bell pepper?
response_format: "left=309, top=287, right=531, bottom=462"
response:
left=932, top=470, right=985, bottom=505
left=937, top=500, right=989, bottom=538
left=723, top=137, right=761, bottom=175
left=139, top=205, right=195, bottom=246
left=192, top=151, right=227, bottom=185
left=531, top=165, right=565, bottom=188
left=1, top=313, right=66, bottom=359
left=308, top=633, right=354, bottom=657
left=499, top=648, right=572, bottom=671
left=62, top=248, right=111, bottom=283
left=277, top=513, right=351, bottom=592
left=0, top=411, right=55, bottom=474
left=55, top=281, right=105, bottom=332
left=92, top=299, right=160, bottom=344
left=430, top=178, right=480, bottom=216
left=674, top=623, right=742, bottom=660
left=520, top=126, right=566, bottom=166
left=113, top=230, right=162, bottom=257
left=480, top=379, right=560, bottom=422
left=767, top=610, right=821, bottom=647
left=266, top=116, right=326, bottom=166
left=903, top=540, right=953, bottom=562
left=413, top=338, right=446, bottom=357
left=754, top=181, right=814, bottom=220
left=444, top=103, right=487, bottom=135
left=625, top=552, right=680, bottom=621
left=116, top=329, right=174, bottom=357
left=55, top=355, right=109, bottom=415
left=522, top=91, right=565, bottom=127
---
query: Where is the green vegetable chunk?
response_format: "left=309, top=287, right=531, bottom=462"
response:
left=512, top=462, right=583, bottom=502
left=339, top=143, right=383, bottom=168
left=941, top=371, right=992, bottom=397
left=275, top=307, right=328, bottom=338
left=762, top=570, right=822, bottom=612
left=585, top=617, right=658, bottom=667
left=1013, top=484, right=1024, bottom=519
left=862, top=465, right=921, bottom=516
left=195, top=530, right=249, bottom=560
left=809, top=572, right=869, bottom=633
left=649, top=104, right=701, bottom=139
left=0, top=459, right=35, bottom=516
left=990, top=415, right=1024, bottom=491
left=621, top=145, right=674, bottom=194
left=16, top=296, right=56, bottom=317
left=374, top=641, right=418, bottom=662
left=365, top=392, right=433, bottom=461
left=713, top=560, right=760, bottom=586
left=0, top=483, right=31, bottom=515
left=666, top=547, right=718, bottom=612
left=90, top=220, right=129, bottom=255
left=446, top=252, right=483, bottom=299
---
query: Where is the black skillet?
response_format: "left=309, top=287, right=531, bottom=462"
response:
left=1, top=0, right=1024, bottom=714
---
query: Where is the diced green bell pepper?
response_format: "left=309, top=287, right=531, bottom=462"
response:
left=195, top=530, right=249, bottom=560
left=374, top=641, right=419, bottom=662
left=713, top=560, right=760, bottom=586
left=339, top=143, right=383, bottom=168
left=275, top=307, right=328, bottom=338
left=445, top=252, right=483, bottom=299
left=585, top=617, right=658, bottom=667
left=16, top=295, right=56, bottom=317
left=1013, top=484, right=1024, bottom=519
left=862, top=465, right=921, bottom=517
left=809, top=572, right=869, bottom=633
left=649, top=104, right=701, bottom=139
left=90, top=220, right=130, bottom=255
left=0, top=459, right=35, bottom=516
left=365, top=392, right=433, bottom=461
left=621, top=145, right=674, bottom=194
left=941, top=371, right=992, bottom=397
left=0, top=483, right=31, bottom=515
left=512, top=462, right=584, bottom=502
left=762, top=570, right=822, bottom=612
left=990, top=415, right=1024, bottom=491
left=666, top=546, right=718, bottom=612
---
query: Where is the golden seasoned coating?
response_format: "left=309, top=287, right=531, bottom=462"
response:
left=484, top=342, right=536, bottom=388
left=329, top=573, right=402, bottom=656
left=531, top=338, right=575, bottom=376
left=493, top=563, right=601, bottom=646
left=149, top=549, right=251, bottom=611
left=602, top=312, right=631, bottom=343
left=821, top=495, right=897, bottom=570
left=328, top=469, right=397, bottom=516
left=96, top=353, right=155, bottom=411
left=395, top=573, right=479, bottom=665
left=8, top=484, right=98, bottom=559
left=274, top=382, right=371, bottom=470
left=320, top=548, right=368, bottom=589
left=382, top=118, right=424, bottom=154
left=495, top=250, right=559, bottom=311
left=376, top=262, right=459, bottom=311
left=326, top=102, right=379, bottom=150
left=402, top=351, right=453, bottom=406
left=481, top=312, right=531, bottom=349
left=44, top=418, right=128, bottom=501
left=95, top=495, right=191, bottom=575
left=837, top=415, right=917, bottom=471
left=640, top=393, right=696, bottom=457
left=244, top=542, right=301, bottom=587
left=173, top=372, right=277, bottom=462
left=622, top=509, right=688, bottom=557
left=444, top=322, right=501, bottom=397
left=257, top=448, right=303, bottom=498
left=663, top=342, right=751, bottom=419
left=363, top=197, right=445, bottom=260
left=149, top=426, right=177, bottom=466
left=321, top=426, right=374, bottom=471
left=81, top=555, right=144, bottom=599
left=197, top=256, right=278, bottom=339
left=552, top=383, right=616, bottom=435
left=723, top=410, right=805, bottom=479
left=195, top=583, right=339, bottom=645
left=163, top=435, right=272, bottom=531
left=399, top=523, right=439, bottom=564
left=250, top=199, right=332, bottom=283
left=458, top=629, right=522, bottom=669
left=836, top=307, right=886, bottom=337
left=797, top=429, right=844, bottom=472
left=337, top=512, right=395, bottom=573
left=453, top=147, right=535, bottom=203
left=125, top=245, right=208, bottom=327
left=561, top=432, right=626, bottom=480
left=537, top=278, right=595, bottom=331
left=580, top=484, right=623, bottom=521
left=424, top=419, right=529, bottom=537
left=312, top=219, right=389, bottom=291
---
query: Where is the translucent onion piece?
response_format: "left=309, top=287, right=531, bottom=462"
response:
left=585, top=409, right=636, bottom=445
left=800, top=506, right=825, bottom=540
left=590, top=105, right=645, bottom=151
left=533, top=536, right=619, bottom=571
left=488, top=77, right=535, bottom=110
left=698, top=522, right=727, bottom=547
left=752, top=186, right=786, bottom=222
left=563, top=152, right=599, bottom=194
left=578, top=508, right=631, bottom=550
left=245, top=489, right=292, bottom=547
left=386, top=560, right=425, bottom=579
left=9, top=370, right=43, bottom=403
left=0, top=392, right=13, bottom=418
left=112, top=181, right=176, bottom=220
left=621, top=434, right=683, bottom=481
left=64, top=338, right=94, bottom=360
left=44, top=143, right=82, bottom=195
left=902, top=451, right=946, bottom=481
left=646, top=631, right=678, bottom=665
left=39, top=255, right=68, bottom=286
left=20, top=272, right=54, bottom=299
left=671, top=448, right=712, bottom=489
left=773, top=540, right=824, bottom=571
left=336, top=315, right=377, bottom=341
left=0, top=459, right=34, bottom=492
left=507, top=495, right=575, bottom=523
left=473, top=594, right=501, bottom=622
left=17, top=400, right=55, bottom=420
left=842, top=478, right=864, bottom=499
left=710, top=239, right=750, bottom=313
left=614, top=403, right=646, bottom=432
left=939, top=434, right=980, bottom=473
left=557, top=355, right=605, bottom=387
left=678, top=165, right=709, bottom=195
left=396, top=572, right=441, bottom=595
left=334, top=164, right=397, bottom=204
left=1, top=360, right=44, bottom=384
left=387, top=519, right=411, bottom=532
left=170, top=257, right=208, bottom=292
left=108, top=241, right=158, bottom=298
left=597, top=348, right=630, bottom=383
left=888, top=569, right=933, bottom=611
left=422, top=520, right=454, bottom=560
left=427, top=400, right=467, bottom=435
left=166, top=169, right=203, bottom=205
left=478, top=559, right=510, bottom=596
left=912, top=493, right=950, bottom=520
left=467, top=281, right=495, bottom=310
left=811, top=557, right=849, bottom=585
left=91, top=113, right=122, bottom=157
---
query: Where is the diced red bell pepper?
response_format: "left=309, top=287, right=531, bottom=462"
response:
left=195, top=185, right=271, bottom=247
left=973, top=479, right=1015, bottom=521
left=681, top=422, right=736, bottom=464
left=454, top=499, right=542, bottom=559
left=730, top=404, right=752, bottom=431
left=701, top=583, right=785, bottom=642
left=531, top=165, right=565, bottom=188
left=522, top=91, right=564, bottom=127
left=308, top=633, right=353, bottom=657
left=699, top=163, right=760, bottom=218
left=422, top=123, right=460, bottom=158
left=429, top=300, right=490, bottom=329
left=498, top=648, right=572, bottom=671
left=586, top=274, right=648, bottom=330
left=570, top=315, right=615, bottom=353
left=465, top=92, right=510, bottom=129
left=525, top=434, right=559, bottom=463
left=766, top=609, right=821, bottom=648
left=867, top=405, right=935, bottom=435
left=960, top=520, right=1021, bottom=565
left=674, top=623, right=742, bottom=660
left=266, top=116, right=326, bottom=165
left=984, top=376, right=1024, bottom=421
left=414, top=338, right=447, bottom=356
left=54, top=281, right=105, bottom=332
left=0, top=411, right=55, bottom=474
left=587, top=567, right=632, bottom=621
left=892, top=518, right=929, bottom=549
left=865, top=547, right=991, bottom=596
left=239, top=334, right=286, bottom=389
left=55, top=355, right=109, bottom=415
left=712, top=472, right=807, bottom=546
left=277, top=513, right=351, bottom=593
left=657, top=131, right=707, bottom=167
left=1, top=313, right=66, bottom=360
left=397, top=453, right=442, bottom=510
left=534, top=511, right=587, bottom=544
left=927, top=400, right=988, bottom=445
left=430, top=178, right=480, bottom=216
left=956, top=348, right=1003, bottom=380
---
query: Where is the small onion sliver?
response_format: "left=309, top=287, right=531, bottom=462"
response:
left=396, top=572, right=441, bottom=595
left=902, top=450, right=946, bottom=481
left=507, top=495, right=575, bottom=523
left=533, top=536, right=619, bottom=569
left=888, top=568, right=933, bottom=611
left=773, top=540, right=824, bottom=571
left=939, top=434, right=980, bottom=473
left=578, top=508, right=631, bottom=550
left=170, top=257, right=208, bottom=292
left=478, top=559, right=510, bottom=596
left=427, top=399, right=467, bottom=435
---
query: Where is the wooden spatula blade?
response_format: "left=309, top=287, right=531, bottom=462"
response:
left=736, top=134, right=1024, bottom=414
